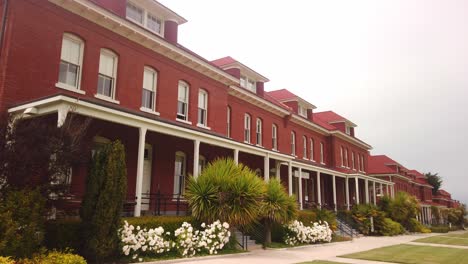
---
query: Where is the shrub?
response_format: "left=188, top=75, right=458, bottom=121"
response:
left=387, top=192, right=420, bottom=230
left=297, top=210, right=317, bottom=225
left=44, top=219, right=81, bottom=252
left=185, top=158, right=265, bottom=228
left=284, top=220, right=332, bottom=246
left=379, top=218, right=404, bottom=236
left=80, top=140, right=127, bottom=262
left=0, top=189, right=46, bottom=259
left=350, top=204, right=381, bottom=235
left=124, top=216, right=195, bottom=234
left=430, top=225, right=450, bottom=233
left=19, top=250, right=86, bottom=264
left=313, top=208, right=337, bottom=231
left=0, top=257, right=14, bottom=264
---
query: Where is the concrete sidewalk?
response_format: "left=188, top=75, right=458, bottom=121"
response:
left=145, top=232, right=437, bottom=264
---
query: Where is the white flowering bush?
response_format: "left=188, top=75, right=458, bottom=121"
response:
left=198, top=221, right=231, bottom=255
left=119, top=220, right=173, bottom=261
left=284, top=220, right=333, bottom=246
left=119, top=220, right=231, bottom=261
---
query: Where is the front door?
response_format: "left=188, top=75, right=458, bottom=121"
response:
left=141, top=144, right=153, bottom=211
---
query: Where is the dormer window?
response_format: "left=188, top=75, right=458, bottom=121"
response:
left=126, top=2, right=163, bottom=35
left=345, top=126, right=351, bottom=135
left=298, top=104, right=308, bottom=118
left=240, top=76, right=256, bottom=93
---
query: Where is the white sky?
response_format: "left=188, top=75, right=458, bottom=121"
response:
left=159, top=0, right=468, bottom=205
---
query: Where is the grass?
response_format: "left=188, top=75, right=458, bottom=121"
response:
left=340, top=244, right=468, bottom=264
left=297, top=261, right=349, bottom=264
left=414, top=232, right=468, bottom=246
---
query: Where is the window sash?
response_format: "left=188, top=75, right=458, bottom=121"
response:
left=147, top=13, right=162, bottom=33
left=173, top=154, right=186, bottom=196
left=272, top=125, right=277, bottom=150
left=61, top=37, right=81, bottom=65
left=143, top=69, right=156, bottom=91
left=97, top=74, right=113, bottom=97
left=177, top=101, right=187, bottom=120
left=99, top=53, right=115, bottom=77
left=126, top=2, right=144, bottom=24
left=320, top=143, right=324, bottom=163
left=291, top=132, right=296, bottom=155
left=303, top=136, right=307, bottom=158
left=256, top=120, right=262, bottom=145
left=310, top=139, right=315, bottom=160
left=59, top=61, right=79, bottom=87
left=198, top=108, right=207, bottom=126
left=244, top=115, right=251, bottom=142
left=227, top=107, right=231, bottom=137
left=142, top=89, right=154, bottom=109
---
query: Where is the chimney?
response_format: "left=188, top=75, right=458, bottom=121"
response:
left=256, top=82, right=264, bottom=96
left=164, top=20, right=178, bottom=44
left=307, top=109, right=314, bottom=122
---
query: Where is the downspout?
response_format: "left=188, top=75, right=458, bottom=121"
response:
left=0, top=0, right=9, bottom=59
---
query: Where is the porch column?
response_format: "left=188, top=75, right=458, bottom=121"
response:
left=429, top=207, right=432, bottom=225
left=373, top=181, right=377, bottom=205
left=391, top=185, right=395, bottom=198
left=386, top=184, right=389, bottom=196
left=379, top=182, right=383, bottom=197
left=355, top=177, right=360, bottom=204
left=332, top=175, right=337, bottom=211
left=298, top=167, right=303, bottom=210
left=134, top=127, right=147, bottom=217
left=288, top=161, right=293, bottom=195
left=345, top=176, right=350, bottom=210
left=57, top=105, right=69, bottom=127
left=365, top=178, right=369, bottom=204
left=317, top=172, right=322, bottom=208
left=193, top=140, right=200, bottom=178
left=275, top=161, right=281, bottom=179
left=233, top=149, right=239, bottom=164
left=264, top=153, right=270, bottom=182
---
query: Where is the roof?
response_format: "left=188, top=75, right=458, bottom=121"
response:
left=312, top=115, right=339, bottom=130
left=267, top=89, right=298, bottom=101
left=437, top=190, right=452, bottom=197
left=408, top=169, right=425, bottom=178
left=210, top=56, right=269, bottom=82
left=367, top=155, right=401, bottom=174
left=314, top=111, right=357, bottom=127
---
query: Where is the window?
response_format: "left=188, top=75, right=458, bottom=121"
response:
left=240, top=76, right=256, bottom=93
left=244, top=114, right=251, bottom=143
left=320, top=142, right=324, bottom=164
left=272, top=124, right=278, bottom=150
left=298, top=105, right=307, bottom=118
left=256, top=118, right=262, bottom=146
left=198, top=89, right=208, bottom=126
left=340, top=146, right=344, bottom=167
left=126, top=2, right=163, bottom=35
left=198, top=155, right=206, bottom=174
left=310, top=138, right=315, bottom=161
left=291, top=131, right=296, bottom=156
left=97, top=49, right=118, bottom=99
left=346, top=126, right=351, bottom=135
left=302, top=136, right=307, bottom=159
left=58, top=34, right=84, bottom=90
left=352, top=152, right=355, bottom=170
left=141, top=67, right=157, bottom=110
left=227, top=106, right=231, bottom=137
left=345, top=148, right=349, bottom=168
left=173, top=151, right=186, bottom=196
left=361, top=154, right=365, bottom=172
left=177, top=81, right=189, bottom=121
left=357, top=154, right=361, bottom=171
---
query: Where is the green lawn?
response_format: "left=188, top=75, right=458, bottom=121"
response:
left=414, top=232, right=468, bottom=247
left=340, top=244, right=468, bottom=264
left=297, top=261, right=348, bottom=264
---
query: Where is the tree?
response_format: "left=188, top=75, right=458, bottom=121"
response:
left=185, top=158, right=266, bottom=228
left=388, top=192, right=420, bottom=230
left=425, top=172, right=443, bottom=195
left=261, top=178, right=297, bottom=244
left=80, top=140, right=127, bottom=262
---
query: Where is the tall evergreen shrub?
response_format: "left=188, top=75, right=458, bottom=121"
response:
left=80, top=140, right=127, bottom=262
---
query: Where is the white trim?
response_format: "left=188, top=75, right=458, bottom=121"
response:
left=56, top=82, right=86, bottom=95
left=176, top=118, right=192, bottom=125
left=139, top=107, right=160, bottom=116
left=94, top=94, right=120, bottom=104
left=58, top=33, right=85, bottom=90
left=196, top=123, right=211, bottom=130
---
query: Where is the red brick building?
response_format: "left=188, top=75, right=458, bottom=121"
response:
left=0, top=0, right=457, bottom=220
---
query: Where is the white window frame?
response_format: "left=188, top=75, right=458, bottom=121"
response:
left=96, top=48, right=119, bottom=104
left=272, top=124, right=278, bottom=151
left=310, top=138, right=315, bottom=161
left=291, top=131, right=296, bottom=156
left=357, top=154, right=361, bottom=171
left=240, top=75, right=256, bottom=93
left=140, top=66, right=158, bottom=113
left=361, top=154, right=365, bottom=172
left=227, top=106, right=231, bottom=138
left=177, top=81, right=190, bottom=122
left=197, top=89, right=208, bottom=128
left=173, top=151, right=186, bottom=196
left=320, top=142, right=325, bottom=164
left=340, top=146, right=344, bottom=167
left=256, top=118, right=262, bottom=146
left=126, top=1, right=164, bottom=36
left=244, top=114, right=251, bottom=143
left=57, top=33, right=85, bottom=94
left=345, top=148, right=349, bottom=168
left=346, top=126, right=351, bottom=135
left=302, top=136, right=307, bottom=159
left=298, top=104, right=308, bottom=118
left=352, top=152, right=356, bottom=170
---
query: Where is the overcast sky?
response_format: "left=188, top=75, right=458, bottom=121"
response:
left=160, top=0, right=468, bottom=205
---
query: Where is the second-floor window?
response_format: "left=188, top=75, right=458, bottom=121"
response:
left=310, top=138, right=315, bottom=161
left=320, top=142, right=325, bottom=164
left=141, top=67, right=157, bottom=111
left=272, top=124, right=278, bottom=150
left=227, top=106, right=231, bottom=137
left=58, top=34, right=84, bottom=90
left=244, top=114, right=251, bottom=143
left=351, top=152, right=355, bottom=170
left=177, top=81, right=189, bottom=121
left=198, top=89, right=208, bottom=127
left=256, top=118, right=262, bottom=146
left=340, top=146, right=344, bottom=167
left=345, top=148, right=349, bottom=167
left=357, top=154, right=361, bottom=171
left=302, top=136, right=307, bottom=159
left=97, top=49, right=118, bottom=100
left=291, top=131, right=296, bottom=156
left=361, top=154, right=365, bottom=172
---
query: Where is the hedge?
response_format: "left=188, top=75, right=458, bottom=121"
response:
left=123, top=215, right=196, bottom=234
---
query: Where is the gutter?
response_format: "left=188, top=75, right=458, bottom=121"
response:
left=0, top=0, right=8, bottom=59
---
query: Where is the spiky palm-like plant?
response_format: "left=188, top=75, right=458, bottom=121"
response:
left=261, top=178, right=297, bottom=244
left=185, top=158, right=266, bottom=228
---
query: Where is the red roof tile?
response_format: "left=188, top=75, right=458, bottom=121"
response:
left=210, top=56, right=237, bottom=67
left=408, top=169, right=425, bottom=178
left=312, top=115, right=339, bottom=130
left=266, top=89, right=298, bottom=101
left=313, top=111, right=347, bottom=123
left=367, top=155, right=401, bottom=174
